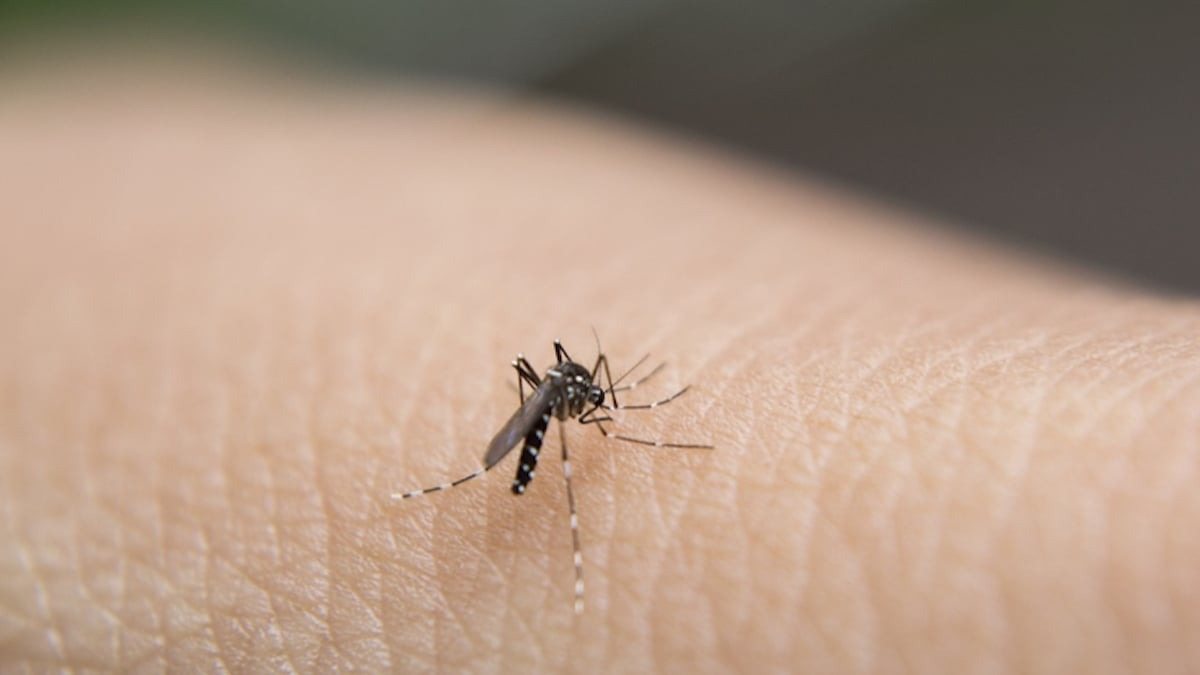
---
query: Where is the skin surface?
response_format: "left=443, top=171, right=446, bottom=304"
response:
left=1, top=49, right=1199, bottom=674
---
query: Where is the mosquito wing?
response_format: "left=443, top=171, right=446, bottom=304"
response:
left=483, top=382, right=557, bottom=469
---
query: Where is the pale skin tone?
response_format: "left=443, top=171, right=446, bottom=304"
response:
left=1, top=50, right=1199, bottom=674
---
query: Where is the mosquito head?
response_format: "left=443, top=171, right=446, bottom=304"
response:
left=587, top=385, right=605, bottom=408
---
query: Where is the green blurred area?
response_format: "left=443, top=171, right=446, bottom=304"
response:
left=3, top=0, right=1198, bottom=292
left=1, top=0, right=165, bottom=26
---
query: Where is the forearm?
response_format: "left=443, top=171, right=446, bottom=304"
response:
left=2, top=54, right=1198, bottom=673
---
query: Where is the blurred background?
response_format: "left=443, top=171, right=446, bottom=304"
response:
left=3, top=0, right=1197, bottom=291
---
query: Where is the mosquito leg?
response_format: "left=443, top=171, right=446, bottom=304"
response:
left=554, top=339, right=572, bottom=365
left=559, top=421, right=586, bottom=614
left=604, top=385, right=692, bottom=411
left=599, top=354, right=620, bottom=409
left=593, top=420, right=713, bottom=449
left=610, top=353, right=650, bottom=387
left=515, top=355, right=541, bottom=384
left=585, top=352, right=620, bottom=409
left=512, top=354, right=540, bottom=404
left=578, top=405, right=614, bottom=425
left=589, top=351, right=604, bottom=384
left=611, top=361, right=667, bottom=393
left=391, top=465, right=493, bottom=500
left=514, top=363, right=526, bottom=404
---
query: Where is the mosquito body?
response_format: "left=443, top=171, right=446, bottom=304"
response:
left=392, top=339, right=711, bottom=614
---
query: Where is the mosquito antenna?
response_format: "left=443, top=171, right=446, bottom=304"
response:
left=590, top=325, right=603, bottom=358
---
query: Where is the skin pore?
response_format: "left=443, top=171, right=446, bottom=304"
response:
left=1, top=49, right=1199, bottom=673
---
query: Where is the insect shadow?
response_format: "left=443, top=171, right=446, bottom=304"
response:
left=392, top=337, right=712, bottom=614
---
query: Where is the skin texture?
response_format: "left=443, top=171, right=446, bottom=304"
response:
left=2, top=49, right=1199, bottom=674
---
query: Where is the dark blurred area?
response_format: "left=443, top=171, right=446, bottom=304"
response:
left=4, top=0, right=1197, bottom=291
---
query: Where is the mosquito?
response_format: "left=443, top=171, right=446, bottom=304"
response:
left=391, top=338, right=712, bottom=614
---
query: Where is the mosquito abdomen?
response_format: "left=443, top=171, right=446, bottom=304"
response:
left=512, top=406, right=552, bottom=495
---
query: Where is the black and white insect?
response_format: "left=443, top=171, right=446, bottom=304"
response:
left=391, top=338, right=711, bottom=614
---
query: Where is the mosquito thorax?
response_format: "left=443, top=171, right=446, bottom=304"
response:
left=548, top=361, right=595, bottom=418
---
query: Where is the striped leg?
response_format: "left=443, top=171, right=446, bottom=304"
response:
left=391, top=465, right=491, bottom=500
left=554, top=339, right=572, bottom=364
left=592, top=420, right=713, bottom=449
left=605, top=385, right=691, bottom=411
left=590, top=352, right=620, bottom=408
left=612, top=359, right=666, bottom=392
left=560, top=422, right=585, bottom=614
left=512, top=354, right=540, bottom=405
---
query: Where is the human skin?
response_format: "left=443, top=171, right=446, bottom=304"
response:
left=1, top=51, right=1199, bottom=674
